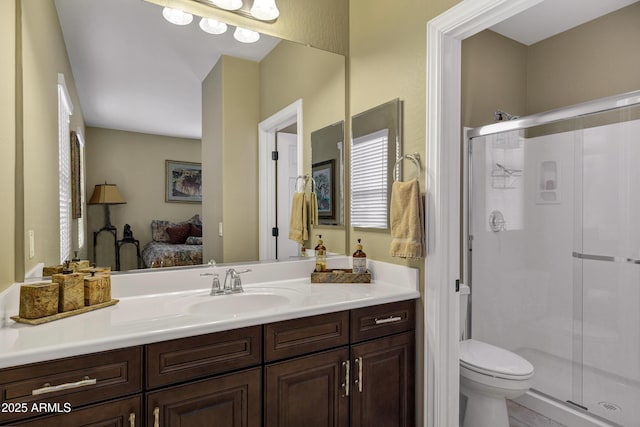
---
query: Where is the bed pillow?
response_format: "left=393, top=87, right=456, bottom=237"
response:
left=151, top=214, right=202, bottom=242
left=190, top=223, right=202, bottom=237
left=186, top=236, right=203, bottom=245
left=166, top=223, right=191, bottom=244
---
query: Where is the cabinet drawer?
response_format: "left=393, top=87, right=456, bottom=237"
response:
left=14, top=395, right=142, bottom=427
left=264, top=311, right=349, bottom=362
left=146, top=325, right=261, bottom=389
left=351, top=299, right=416, bottom=343
left=0, top=347, right=143, bottom=425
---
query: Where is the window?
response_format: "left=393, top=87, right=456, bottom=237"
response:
left=58, top=74, right=73, bottom=263
left=350, top=129, right=389, bottom=229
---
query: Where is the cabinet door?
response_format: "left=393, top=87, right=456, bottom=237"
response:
left=146, top=367, right=261, bottom=427
left=351, top=332, right=415, bottom=427
left=264, top=348, right=349, bottom=427
left=14, top=395, right=141, bottom=427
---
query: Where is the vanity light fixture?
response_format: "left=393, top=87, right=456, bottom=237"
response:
left=250, top=0, right=279, bottom=21
left=162, top=7, right=193, bottom=25
left=211, top=0, right=243, bottom=11
left=234, top=26, right=260, bottom=43
left=199, top=17, right=228, bottom=34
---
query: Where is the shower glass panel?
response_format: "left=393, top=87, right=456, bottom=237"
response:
left=468, top=101, right=640, bottom=426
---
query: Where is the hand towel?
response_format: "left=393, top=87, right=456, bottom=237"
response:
left=288, top=192, right=308, bottom=244
left=309, top=192, right=319, bottom=226
left=390, top=178, right=425, bottom=259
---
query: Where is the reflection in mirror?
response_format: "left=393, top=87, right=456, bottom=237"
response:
left=21, top=0, right=345, bottom=278
left=350, top=99, right=402, bottom=229
left=311, top=121, right=344, bottom=226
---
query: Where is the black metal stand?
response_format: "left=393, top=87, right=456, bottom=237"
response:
left=116, top=237, right=142, bottom=271
left=93, top=204, right=118, bottom=268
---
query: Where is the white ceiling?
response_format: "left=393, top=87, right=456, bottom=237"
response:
left=490, top=0, right=637, bottom=45
left=54, top=0, right=280, bottom=139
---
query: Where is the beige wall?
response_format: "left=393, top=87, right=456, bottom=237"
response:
left=462, top=30, right=528, bottom=128
left=1, top=0, right=16, bottom=292
left=85, top=127, right=201, bottom=269
left=202, top=58, right=224, bottom=265
left=260, top=40, right=346, bottom=253
left=201, top=56, right=261, bottom=264
left=526, top=2, right=640, bottom=114
left=21, top=0, right=85, bottom=278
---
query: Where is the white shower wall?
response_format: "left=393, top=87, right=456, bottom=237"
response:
left=470, top=118, right=640, bottom=426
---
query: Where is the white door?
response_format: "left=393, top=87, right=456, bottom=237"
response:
left=276, top=132, right=299, bottom=259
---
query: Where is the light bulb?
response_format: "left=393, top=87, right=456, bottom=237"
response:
left=250, top=0, right=279, bottom=20
left=234, top=27, right=260, bottom=43
left=199, top=18, right=228, bottom=34
left=211, top=0, right=243, bottom=11
left=162, top=7, right=193, bottom=26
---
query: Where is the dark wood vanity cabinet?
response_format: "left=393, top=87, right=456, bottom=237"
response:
left=1, top=299, right=415, bottom=426
left=264, top=300, right=416, bottom=427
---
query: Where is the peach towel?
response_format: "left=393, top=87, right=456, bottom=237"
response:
left=390, top=179, right=425, bottom=258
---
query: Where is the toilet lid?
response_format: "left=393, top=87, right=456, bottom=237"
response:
left=460, top=339, right=534, bottom=379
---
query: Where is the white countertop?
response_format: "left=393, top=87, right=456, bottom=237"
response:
left=0, top=257, right=419, bottom=369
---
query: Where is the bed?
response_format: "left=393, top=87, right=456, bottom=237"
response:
left=141, top=215, right=203, bottom=268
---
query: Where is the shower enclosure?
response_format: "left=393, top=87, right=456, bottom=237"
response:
left=466, top=91, right=640, bottom=426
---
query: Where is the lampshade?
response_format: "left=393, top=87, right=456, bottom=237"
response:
left=211, top=0, right=243, bottom=11
left=250, top=0, right=279, bottom=20
left=88, top=183, right=126, bottom=205
left=162, top=7, right=193, bottom=25
left=234, top=27, right=260, bottom=43
left=199, top=17, right=228, bottom=34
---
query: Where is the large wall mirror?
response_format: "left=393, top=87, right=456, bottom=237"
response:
left=20, top=0, right=346, bottom=277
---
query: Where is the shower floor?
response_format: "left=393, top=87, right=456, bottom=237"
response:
left=517, top=348, right=638, bottom=426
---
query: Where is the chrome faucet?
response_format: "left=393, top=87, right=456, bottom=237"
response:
left=223, top=268, right=251, bottom=294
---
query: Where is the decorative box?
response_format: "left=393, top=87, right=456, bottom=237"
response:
left=52, top=273, right=85, bottom=312
left=18, top=283, right=59, bottom=319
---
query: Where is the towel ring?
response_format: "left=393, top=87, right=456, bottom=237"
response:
left=393, top=153, right=421, bottom=182
left=295, top=175, right=316, bottom=192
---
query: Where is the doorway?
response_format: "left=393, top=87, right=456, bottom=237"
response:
left=258, top=100, right=303, bottom=261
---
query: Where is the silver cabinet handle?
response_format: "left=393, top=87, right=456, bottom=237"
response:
left=153, top=407, right=160, bottom=427
left=341, top=360, right=350, bottom=396
left=129, top=412, right=135, bottom=427
left=354, top=357, right=363, bottom=393
left=31, top=376, right=96, bottom=395
left=374, top=315, right=402, bottom=325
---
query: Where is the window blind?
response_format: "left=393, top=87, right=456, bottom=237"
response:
left=351, top=129, right=389, bottom=229
left=58, top=75, right=73, bottom=263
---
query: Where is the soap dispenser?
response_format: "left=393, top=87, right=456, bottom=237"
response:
left=352, top=239, right=367, bottom=273
left=314, top=235, right=326, bottom=272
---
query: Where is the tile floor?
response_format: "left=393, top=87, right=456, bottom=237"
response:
left=507, top=400, right=566, bottom=427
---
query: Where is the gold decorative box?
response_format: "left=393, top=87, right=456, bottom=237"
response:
left=84, top=273, right=111, bottom=306
left=18, top=283, right=59, bottom=319
left=52, top=273, right=85, bottom=312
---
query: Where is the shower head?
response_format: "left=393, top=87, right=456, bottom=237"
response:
left=494, top=110, right=519, bottom=121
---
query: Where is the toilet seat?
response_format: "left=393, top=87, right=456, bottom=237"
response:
left=460, top=339, right=534, bottom=380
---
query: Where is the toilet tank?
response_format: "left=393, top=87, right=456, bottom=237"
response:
left=460, top=284, right=470, bottom=340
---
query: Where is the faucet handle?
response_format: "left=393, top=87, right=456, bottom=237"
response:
left=211, top=274, right=223, bottom=295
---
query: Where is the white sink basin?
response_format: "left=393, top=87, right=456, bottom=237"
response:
left=187, top=292, right=292, bottom=316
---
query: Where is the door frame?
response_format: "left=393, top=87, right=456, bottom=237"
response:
left=258, top=99, right=303, bottom=261
left=424, top=1, right=542, bottom=426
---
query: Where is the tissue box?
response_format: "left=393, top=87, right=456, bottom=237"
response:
left=52, top=273, right=85, bottom=312
left=19, top=283, right=59, bottom=319
left=84, top=274, right=111, bottom=305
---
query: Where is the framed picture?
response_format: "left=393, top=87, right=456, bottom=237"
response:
left=312, top=159, right=335, bottom=219
left=70, top=130, right=82, bottom=219
left=165, top=160, right=202, bottom=203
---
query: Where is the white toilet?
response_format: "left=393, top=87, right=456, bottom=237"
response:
left=459, top=285, right=534, bottom=427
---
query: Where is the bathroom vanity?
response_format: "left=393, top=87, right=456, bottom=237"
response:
left=0, top=258, right=418, bottom=426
